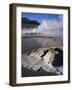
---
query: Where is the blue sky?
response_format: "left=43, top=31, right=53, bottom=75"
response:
left=22, top=12, right=62, bottom=23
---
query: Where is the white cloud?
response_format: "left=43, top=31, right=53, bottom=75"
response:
left=32, top=15, right=63, bottom=38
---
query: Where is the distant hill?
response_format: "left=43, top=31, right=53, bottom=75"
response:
left=22, top=17, right=40, bottom=28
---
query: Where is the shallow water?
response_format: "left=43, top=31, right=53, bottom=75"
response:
left=22, top=36, right=63, bottom=54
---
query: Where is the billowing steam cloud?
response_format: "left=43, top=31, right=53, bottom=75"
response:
left=32, top=15, right=63, bottom=38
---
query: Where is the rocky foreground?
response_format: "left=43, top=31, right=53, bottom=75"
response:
left=22, top=47, right=63, bottom=77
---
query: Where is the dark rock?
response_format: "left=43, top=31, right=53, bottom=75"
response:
left=52, top=48, right=63, bottom=66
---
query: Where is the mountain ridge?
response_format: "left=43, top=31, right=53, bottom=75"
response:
left=22, top=17, right=40, bottom=28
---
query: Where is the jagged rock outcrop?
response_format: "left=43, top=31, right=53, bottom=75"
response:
left=22, top=47, right=63, bottom=76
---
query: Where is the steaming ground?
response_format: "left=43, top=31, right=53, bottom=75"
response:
left=21, top=37, right=63, bottom=77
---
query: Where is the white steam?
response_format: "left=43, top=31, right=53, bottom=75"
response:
left=32, top=15, right=63, bottom=38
